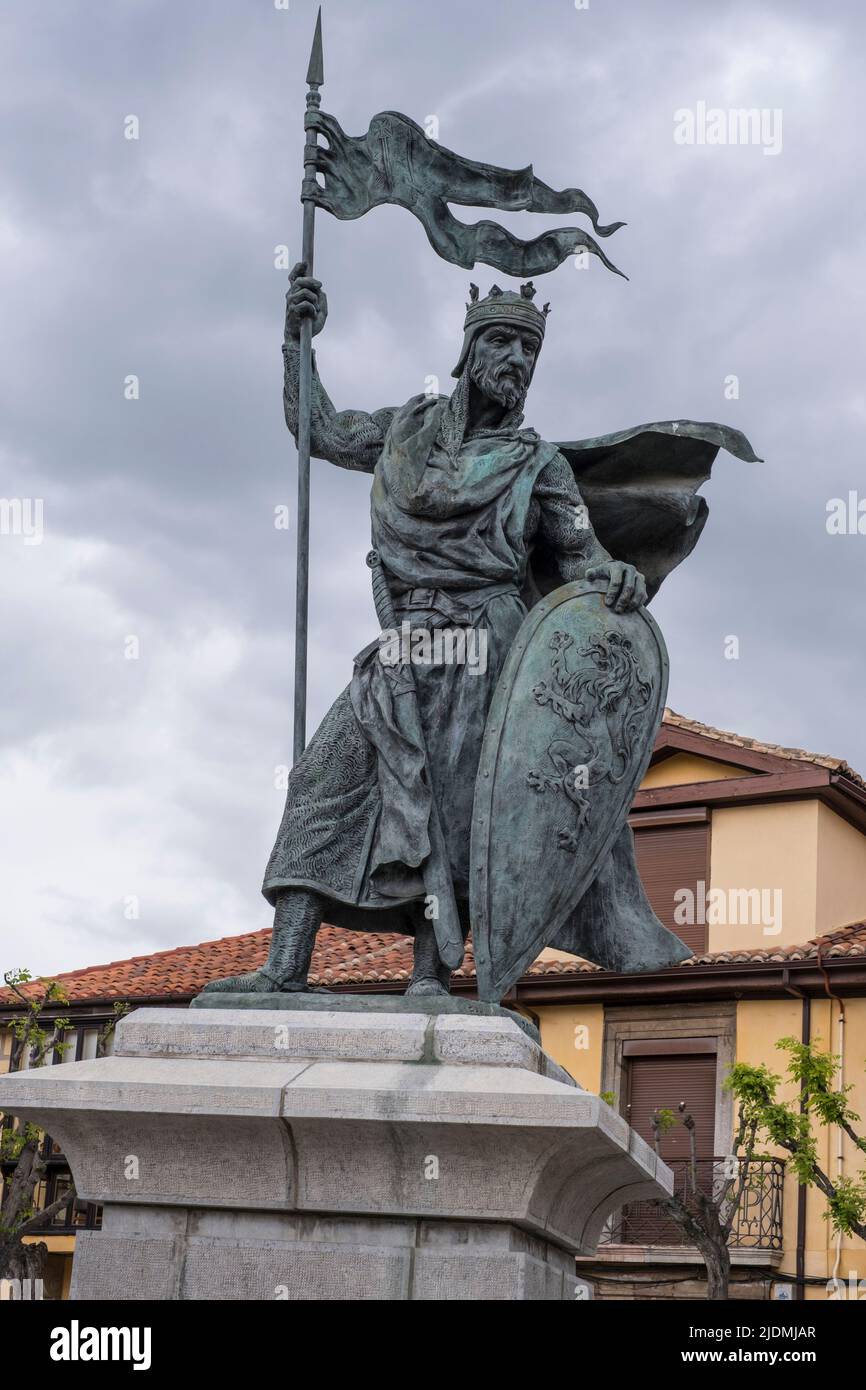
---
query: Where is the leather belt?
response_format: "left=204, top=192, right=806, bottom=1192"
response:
left=396, top=583, right=519, bottom=625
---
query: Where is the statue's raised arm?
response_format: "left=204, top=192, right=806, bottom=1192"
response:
left=282, top=260, right=396, bottom=473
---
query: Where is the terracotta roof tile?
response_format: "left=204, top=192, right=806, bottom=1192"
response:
left=678, top=920, right=866, bottom=968
left=661, top=708, right=866, bottom=790
left=2, top=921, right=866, bottom=1008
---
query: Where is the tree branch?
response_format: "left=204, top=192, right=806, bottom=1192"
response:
left=15, top=1188, right=75, bottom=1237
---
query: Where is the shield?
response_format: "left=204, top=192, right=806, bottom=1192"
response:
left=470, top=580, right=669, bottom=1002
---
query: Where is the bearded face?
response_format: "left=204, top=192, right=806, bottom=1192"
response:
left=468, top=324, right=541, bottom=410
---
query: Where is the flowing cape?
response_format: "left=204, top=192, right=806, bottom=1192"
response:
left=544, top=419, right=761, bottom=602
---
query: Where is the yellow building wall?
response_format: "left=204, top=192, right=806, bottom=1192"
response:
left=815, top=802, right=866, bottom=934
left=536, top=1004, right=604, bottom=1090
left=708, top=801, right=819, bottom=951
left=640, top=753, right=754, bottom=789
left=736, top=998, right=811, bottom=1290
left=737, top=997, right=866, bottom=1300
left=707, top=800, right=866, bottom=953
left=528, top=994, right=866, bottom=1299
left=637, top=743, right=866, bottom=954
left=21, top=1234, right=75, bottom=1253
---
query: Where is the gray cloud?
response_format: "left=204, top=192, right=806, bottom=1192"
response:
left=2, top=0, right=864, bottom=973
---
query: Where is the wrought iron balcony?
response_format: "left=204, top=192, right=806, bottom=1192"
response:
left=0, top=1160, right=101, bottom=1234
left=599, top=1156, right=784, bottom=1251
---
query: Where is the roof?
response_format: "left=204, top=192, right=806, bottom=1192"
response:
left=661, top=708, right=866, bottom=791
left=2, top=921, right=866, bottom=1009
left=534, top=920, right=866, bottom=975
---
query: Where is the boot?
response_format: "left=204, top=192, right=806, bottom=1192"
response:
left=202, top=888, right=325, bottom=993
left=405, top=915, right=453, bottom=997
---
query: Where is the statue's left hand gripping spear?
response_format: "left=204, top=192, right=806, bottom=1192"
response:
left=292, top=7, right=324, bottom=763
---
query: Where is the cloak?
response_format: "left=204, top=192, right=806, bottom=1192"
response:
left=540, top=419, right=761, bottom=602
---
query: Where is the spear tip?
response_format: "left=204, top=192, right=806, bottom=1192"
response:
left=306, top=6, right=324, bottom=87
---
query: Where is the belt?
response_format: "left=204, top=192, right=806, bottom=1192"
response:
left=396, top=582, right=519, bottom=626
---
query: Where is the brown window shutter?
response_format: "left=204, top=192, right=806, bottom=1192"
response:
left=632, top=821, right=710, bottom=953
left=626, top=1054, right=717, bottom=1162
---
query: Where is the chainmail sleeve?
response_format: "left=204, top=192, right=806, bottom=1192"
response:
left=532, top=449, right=610, bottom=580
left=283, top=339, right=396, bottom=474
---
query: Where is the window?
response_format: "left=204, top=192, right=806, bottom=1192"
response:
left=631, top=809, right=710, bottom=954
left=611, top=1041, right=720, bottom=1246
left=624, top=1045, right=717, bottom=1161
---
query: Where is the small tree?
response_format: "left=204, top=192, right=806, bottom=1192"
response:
left=0, top=969, right=130, bottom=1286
left=728, top=1037, right=866, bottom=1243
left=650, top=1099, right=765, bottom=1301
left=0, top=970, right=73, bottom=1284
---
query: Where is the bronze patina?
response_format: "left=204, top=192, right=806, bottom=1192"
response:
left=202, top=15, right=760, bottom=1005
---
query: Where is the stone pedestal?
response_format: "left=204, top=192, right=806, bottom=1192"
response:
left=0, top=1003, right=672, bottom=1300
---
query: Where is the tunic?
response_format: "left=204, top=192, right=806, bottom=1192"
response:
left=262, top=391, right=596, bottom=933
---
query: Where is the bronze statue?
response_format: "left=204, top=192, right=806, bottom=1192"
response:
left=203, top=270, right=756, bottom=1002
left=203, top=17, right=758, bottom=1004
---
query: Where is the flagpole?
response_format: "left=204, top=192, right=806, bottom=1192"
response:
left=293, top=6, right=323, bottom=762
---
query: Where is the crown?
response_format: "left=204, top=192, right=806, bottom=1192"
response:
left=463, top=281, right=551, bottom=339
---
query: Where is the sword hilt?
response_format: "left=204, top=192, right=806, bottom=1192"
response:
left=366, top=549, right=398, bottom=632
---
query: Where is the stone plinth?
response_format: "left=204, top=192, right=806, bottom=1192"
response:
left=0, top=1004, right=673, bottom=1300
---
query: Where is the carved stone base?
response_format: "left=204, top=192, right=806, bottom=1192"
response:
left=0, top=1006, right=673, bottom=1301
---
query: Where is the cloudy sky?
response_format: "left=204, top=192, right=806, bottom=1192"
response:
left=2, top=0, right=864, bottom=976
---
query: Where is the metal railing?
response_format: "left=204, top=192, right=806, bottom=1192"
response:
left=599, top=1156, right=784, bottom=1250
left=1, top=1161, right=101, bottom=1234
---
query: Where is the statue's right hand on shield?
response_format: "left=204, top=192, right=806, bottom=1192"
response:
left=285, top=260, right=328, bottom=341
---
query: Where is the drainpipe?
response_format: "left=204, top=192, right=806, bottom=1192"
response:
left=782, top=971, right=809, bottom=1302
left=816, top=944, right=846, bottom=1289
left=831, top=1004, right=845, bottom=1286
left=796, top=994, right=810, bottom=1303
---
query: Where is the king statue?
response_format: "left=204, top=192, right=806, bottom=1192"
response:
left=203, top=264, right=758, bottom=1003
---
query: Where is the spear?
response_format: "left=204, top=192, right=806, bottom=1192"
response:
left=292, top=5, right=323, bottom=761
